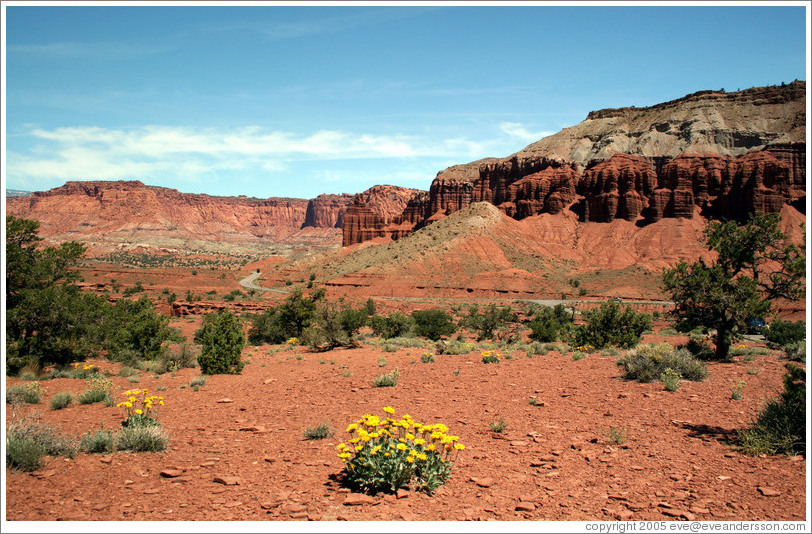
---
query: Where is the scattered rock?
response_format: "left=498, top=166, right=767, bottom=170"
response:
left=260, top=502, right=279, bottom=510
left=510, top=440, right=529, bottom=447
left=396, top=489, right=409, bottom=499
left=264, top=456, right=276, bottom=463
left=160, top=469, right=184, bottom=478
left=32, top=469, right=57, bottom=479
left=758, top=487, right=782, bottom=497
left=263, top=378, right=276, bottom=384
left=690, top=506, right=710, bottom=514
left=616, top=509, right=634, bottom=521
left=515, top=502, right=536, bottom=512
left=91, top=503, right=109, bottom=511
left=216, top=398, right=233, bottom=404
left=213, top=476, right=240, bottom=486
left=282, top=503, right=308, bottom=514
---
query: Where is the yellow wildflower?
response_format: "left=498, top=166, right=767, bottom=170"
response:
left=383, top=406, right=395, bottom=414
left=417, top=452, right=427, bottom=461
left=135, top=409, right=143, bottom=415
left=454, top=443, right=466, bottom=450
left=396, top=443, right=408, bottom=451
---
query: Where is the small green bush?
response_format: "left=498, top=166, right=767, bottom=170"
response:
left=190, top=375, right=208, bottom=388
left=377, top=355, right=388, bottom=367
left=421, top=351, right=436, bottom=363
left=6, top=382, right=44, bottom=405
left=683, top=338, right=716, bottom=360
left=618, top=343, right=708, bottom=383
left=116, top=425, right=169, bottom=452
left=574, top=301, right=651, bottom=349
left=606, top=427, right=629, bottom=446
left=489, top=417, right=507, bottom=433
left=439, top=339, right=476, bottom=355
left=373, top=367, right=400, bottom=387
left=6, top=433, right=46, bottom=472
left=80, top=425, right=115, bottom=454
left=303, top=422, right=333, bottom=440
left=661, top=368, right=681, bottom=392
left=49, top=392, right=73, bottom=410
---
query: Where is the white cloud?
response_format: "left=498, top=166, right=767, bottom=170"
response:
left=6, top=122, right=547, bottom=195
left=499, top=122, right=554, bottom=142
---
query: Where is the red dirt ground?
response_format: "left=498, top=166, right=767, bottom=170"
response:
left=4, top=331, right=806, bottom=523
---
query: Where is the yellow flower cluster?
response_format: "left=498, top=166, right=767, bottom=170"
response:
left=481, top=350, right=501, bottom=363
left=336, top=406, right=465, bottom=463
left=72, top=362, right=100, bottom=374
left=286, top=337, right=300, bottom=345
left=117, top=389, right=164, bottom=420
left=573, top=345, right=593, bottom=353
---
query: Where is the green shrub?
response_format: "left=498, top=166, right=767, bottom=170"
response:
left=195, top=310, right=245, bottom=375
left=617, top=343, right=708, bottom=383
left=80, top=424, right=115, bottom=454
left=77, top=376, right=114, bottom=405
left=373, top=367, right=400, bottom=387
left=489, top=417, right=507, bottom=433
left=606, top=427, right=629, bottom=446
left=527, top=304, right=572, bottom=342
left=247, top=289, right=320, bottom=344
left=765, top=319, right=806, bottom=348
left=118, top=366, right=138, bottom=377
left=459, top=304, right=518, bottom=341
left=377, top=355, right=388, bottom=367
left=303, top=422, right=333, bottom=440
left=441, top=339, right=477, bottom=355
left=783, top=340, right=805, bottom=362
left=6, top=416, right=76, bottom=471
left=412, top=309, right=457, bottom=341
left=49, top=392, right=73, bottom=410
left=116, top=425, right=169, bottom=452
left=683, top=338, right=716, bottom=360
left=421, top=351, right=436, bottom=363
left=738, top=364, right=805, bottom=456
left=6, top=382, right=44, bottom=405
left=189, top=375, right=208, bottom=388
left=574, top=301, right=651, bottom=349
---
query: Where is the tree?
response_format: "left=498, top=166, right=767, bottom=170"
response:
left=663, top=212, right=805, bottom=360
left=411, top=309, right=457, bottom=341
left=106, top=296, right=183, bottom=361
left=527, top=304, right=573, bottom=343
left=6, top=216, right=100, bottom=372
left=195, top=310, right=245, bottom=374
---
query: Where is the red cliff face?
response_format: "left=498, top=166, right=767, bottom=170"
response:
left=581, top=154, right=658, bottom=223
left=304, top=193, right=354, bottom=228
left=342, top=147, right=805, bottom=246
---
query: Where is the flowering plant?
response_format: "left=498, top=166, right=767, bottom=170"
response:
left=481, top=349, right=501, bottom=364
left=286, top=337, right=300, bottom=346
left=72, top=362, right=100, bottom=378
left=336, top=406, right=465, bottom=494
left=117, top=389, right=164, bottom=427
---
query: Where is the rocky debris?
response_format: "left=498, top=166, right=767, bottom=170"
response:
left=471, top=477, right=494, bottom=488
left=160, top=469, right=184, bottom=478
left=239, top=425, right=269, bottom=433
left=757, top=487, right=782, bottom=497
left=216, top=398, right=233, bottom=404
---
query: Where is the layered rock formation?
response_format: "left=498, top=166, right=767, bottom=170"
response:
left=6, top=180, right=418, bottom=252
left=343, top=82, right=806, bottom=246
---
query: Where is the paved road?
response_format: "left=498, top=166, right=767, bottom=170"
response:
left=238, top=271, right=288, bottom=293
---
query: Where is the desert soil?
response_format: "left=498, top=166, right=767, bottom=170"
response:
left=4, top=331, right=806, bottom=522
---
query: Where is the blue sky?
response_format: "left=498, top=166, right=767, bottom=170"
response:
left=2, top=2, right=808, bottom=199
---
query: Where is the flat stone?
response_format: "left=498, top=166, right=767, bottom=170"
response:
left=515, top=502, right=536, bottom=512
left=100, top=457, right=113, bottom=464
left=510, top=440, right=530, bottom=447
left=200, top=462, right=216, bottom=467
left=160, top=469, right=184, bottom=478
left=263, top=456, right=276, bottom=463
left=396, top=489, right=409, bottom=499
left=91, top=503, right=109, bottom=511
left=758, top=487, right=782, bottom=497
left=343, top=494, right=375, bottom=506
left=689, top=506, right=710, bottom=514
left=471, top=477, right=494, bottom=488
left=33, top=469, right=57, bottom=479
left=213, top=476, right=240, bottom=486
left=263, top=378, right=276, bottom=384
left=260, top=501, right=280, bottom=510
left=216, top=398, right=233, bottom=403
